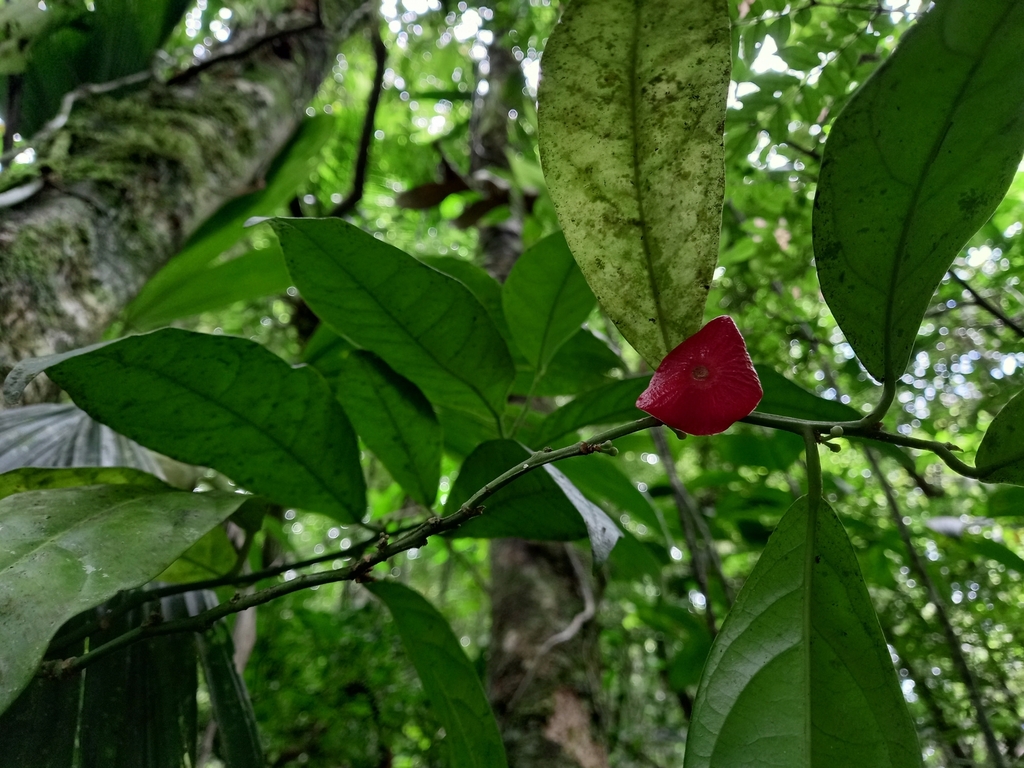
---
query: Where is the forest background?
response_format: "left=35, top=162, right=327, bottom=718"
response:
left=1, top=0, right=1023, bottom=767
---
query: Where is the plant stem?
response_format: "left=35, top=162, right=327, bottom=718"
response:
left=865, top=448, right=1006, bottom=768
left=742, top=411, right=983, bottom=479
left=802, top=427, right=822, bottom=511
left=48, top=531, right=390, bottom=653
left=40, top=417, right=661, bottom=677
left=651, top=427, right=719, bottom=635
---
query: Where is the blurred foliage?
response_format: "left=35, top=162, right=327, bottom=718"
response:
left=4, top=0, right=1024, bottom=766
left=179, top=0, right=1024, bottom=765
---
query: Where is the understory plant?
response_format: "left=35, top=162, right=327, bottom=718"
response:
left=2, top=0, right=1024, bottom=766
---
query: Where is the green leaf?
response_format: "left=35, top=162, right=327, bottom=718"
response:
left=813, top=1, right=1024, bottom=381
left=754, top=365, right=859, bottom=422
left=437, top=406, right=502, bottom=460
left=19, top=329, right=366, bottom=522
left=502, top=231, right=596, bottom=371
left=513, top=328, right=624, bottom=397
left=717, top=431, right=804, bottom=472
left=958, top=536, right=1024, bottom=576
left=987, top=485, right=1024, bottom=517
left=0, top=483, right=247, bottom=717
left=531, top=377, right=650, bottom=447
left=331, top=350, right=442, bottom=507
left=271, top=218, right=514, bottom=423
left=607, top=530, right=665, bottom=582
left=124, top=116, right=336, bottom=327
left=157, top=525, right=238, bottom=584
left=684, top=497, right=921, bottom=768
left=126, top=245, right=292, bottom=330
left=198, top=620, right=263, bottom=768
left=445, top=440, right=622, bottom=562
left=417, top=255, right=512, bottom=346
left=538, top=0, right=731, bottom=366
left=365, top=582, right=508, bottom=768
left=977, top=388, right=1024, bottom=484
left=0, top=466, right=166, bottom=501
left=302, top=325, right=356, bottom=376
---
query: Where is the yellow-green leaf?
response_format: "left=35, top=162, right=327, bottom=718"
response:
left=538, top=0, right=730, bottom=366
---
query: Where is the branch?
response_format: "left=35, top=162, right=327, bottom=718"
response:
left=949, top=272, right=1024, bottom=340
left=0, top=70, right=152, bottom=167
left=39, top=417, right=660, bottom=677
left=49, top=520, right=426, bottom=653
left=866, top=448, right=1006, bottom=768
left=330, top=24, right=387, bottom=218
left=167, top=14, right=322, bottom=85
left=742, top=411, right=982, bottom=479
left=651, top=426, right=724, bottom=635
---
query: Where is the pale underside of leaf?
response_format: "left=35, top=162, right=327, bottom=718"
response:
left=539, top=0, right=730, bottom=367
left=0, top=484, right=245, bottom=716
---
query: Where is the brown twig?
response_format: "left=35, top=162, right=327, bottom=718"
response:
left=866, top=448, right=1006, bottom=768
left=330, top=23, right=387, bottom=217
left=949, top=272, right=1024, bottom=340
left=650, top=426, right=722, bottom=635
left=39, top=418, right=659, bottom=677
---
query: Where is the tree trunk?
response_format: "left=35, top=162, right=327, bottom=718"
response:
left=472, top=35, right=610, bottom=768
left=0, top=1, right=365, bottom=396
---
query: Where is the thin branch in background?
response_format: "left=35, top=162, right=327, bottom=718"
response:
left=166, top=14, right=324, bottom=86
left=650, top=426, right=726, bottom=635
left=949, top=271, right=1024, bottom=340
left=3, top=74, right=22, bottom=153
left=330, top=24, right=387, bottom=218
left=507, top=543, right=596, bottom=709
left=785, top=140, right=821, bottom=162
left=890, top=625, right=973, bottom=767
left=866, top=448, right=1007, bottom=768
left=0, top=70, right=152, bottom=167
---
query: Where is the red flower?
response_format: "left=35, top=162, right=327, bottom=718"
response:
left=636, top=316, right=763, bottom=435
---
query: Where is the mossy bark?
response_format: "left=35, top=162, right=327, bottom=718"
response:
left=0, top=4, right=361, bottom=399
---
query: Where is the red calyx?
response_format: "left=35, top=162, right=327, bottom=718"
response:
left=637, top=316, right=763, bottom=436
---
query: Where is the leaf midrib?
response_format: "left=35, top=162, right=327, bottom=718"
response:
left=628, top=0, right=672, bottom=358
left=343, top=356, right=434, bottom=504
left=57, top=348, right=354, bottom=518
left=293, top=224, right=504, bottom=422
left=880, top=8, right=1012, bottom=379
left=535, top=256, right=579, bottom=369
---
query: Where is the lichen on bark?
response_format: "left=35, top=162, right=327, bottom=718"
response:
left=0, top=4, right=362, bottom=397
